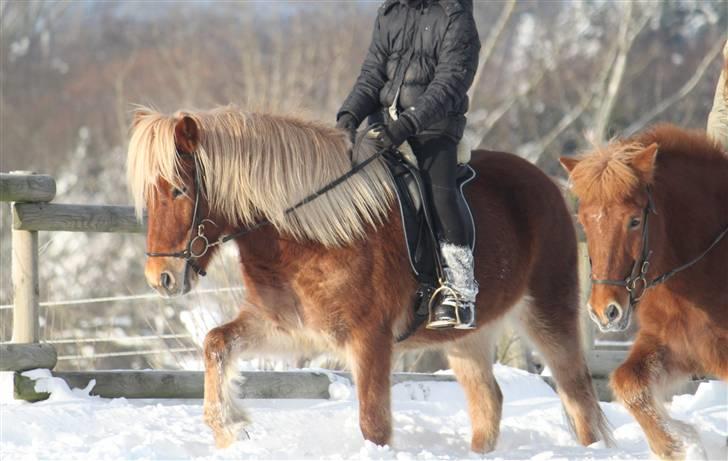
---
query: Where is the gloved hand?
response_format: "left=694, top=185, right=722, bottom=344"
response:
left=376, top=116, right=416, bottom=150
left=336, top=113, right=359, bottom=145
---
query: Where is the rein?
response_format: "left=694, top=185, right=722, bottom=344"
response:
left=590, top=187, right=728, bottom=307
left=145, top=146, right=390, bottom=277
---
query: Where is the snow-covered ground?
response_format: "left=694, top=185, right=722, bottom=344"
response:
left=1, top=365, right=726, bottom=460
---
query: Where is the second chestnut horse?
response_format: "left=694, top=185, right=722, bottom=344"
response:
left=561, top=124, right=728, bottom=460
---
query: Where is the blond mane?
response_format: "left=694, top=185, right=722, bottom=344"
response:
left=127, top=105, right=394, bottom=246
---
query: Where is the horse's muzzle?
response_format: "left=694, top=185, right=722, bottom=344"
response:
left=146, top=263, right=192, bottom=298
left=588, top=301, right=633, bottom=332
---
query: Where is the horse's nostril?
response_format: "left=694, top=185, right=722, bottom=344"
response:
left=160, top=272, right=174, bottom=291
left=605, top=303, right=621, bottom=322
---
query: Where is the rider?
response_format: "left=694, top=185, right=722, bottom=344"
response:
left=336, top=0, right=481, bottom=329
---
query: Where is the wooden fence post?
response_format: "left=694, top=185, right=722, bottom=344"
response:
left=10, top=171, right=41, bottom=344
left=577, top=241, right=595, bottom=351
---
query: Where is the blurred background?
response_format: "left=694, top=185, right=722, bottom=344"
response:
left=1, top=0, right=725, bottom=372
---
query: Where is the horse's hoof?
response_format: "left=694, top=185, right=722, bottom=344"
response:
left=650, top=437, right=688, bottom=461
left=206, top=411, right=250, bottom=449
left=651, top=420, right=706, bottom=461
left=214, top=429, right=236, bottom=449
left=470, top=430, right=498, bottom=454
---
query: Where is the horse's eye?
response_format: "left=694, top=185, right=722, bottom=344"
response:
left=629, top=217, right=641, bottom=229
left=172, top=187, right=186, bottom=198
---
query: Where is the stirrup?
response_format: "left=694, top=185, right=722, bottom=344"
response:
left=426, top=284, right=459, bottom=329
left=426, top=284, right=477, bottom=330
left=426, top=284, right=462, bottom=329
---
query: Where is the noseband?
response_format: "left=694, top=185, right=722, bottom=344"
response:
left=145, top=146, right=391, bottom=278
left=590, top=186, right=728, bottom=308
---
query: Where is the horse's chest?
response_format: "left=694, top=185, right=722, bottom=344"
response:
left=639, top=298, right=719, bottom=363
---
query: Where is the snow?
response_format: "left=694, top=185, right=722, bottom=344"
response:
left=1, top=365, right=726, bottom=460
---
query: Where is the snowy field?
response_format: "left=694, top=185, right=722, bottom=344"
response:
left=1, top=365, right=726, bottom=460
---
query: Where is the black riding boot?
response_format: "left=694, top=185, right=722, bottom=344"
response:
left=408, top=135, right=478, bottom=330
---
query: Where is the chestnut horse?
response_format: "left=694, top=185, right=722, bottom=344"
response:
left=561, top=125, right=728, bottom=460
left=127, top=106, right=610, bottom=452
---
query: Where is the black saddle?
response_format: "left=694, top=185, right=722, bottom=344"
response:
left=384, top=148, right=477, bottom=341
left=352, top=133, right=477, bottom=341
left=384, top=153, right=477, bottom=287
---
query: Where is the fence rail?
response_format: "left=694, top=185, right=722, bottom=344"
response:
left=13, top=202, right=143, bottom=233
left=0, top=172, right=56, bottom=203
left=0, top=286, right=245, bottom=310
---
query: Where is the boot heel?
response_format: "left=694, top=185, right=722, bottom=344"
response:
left=453, top=303, right=476, bottom=330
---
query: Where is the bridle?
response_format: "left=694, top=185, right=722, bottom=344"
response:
left=145, top=154, right=219, bottom=277
left=145, top=146, right=390, bottom=278
left=590, top=186, right=728, bottom=308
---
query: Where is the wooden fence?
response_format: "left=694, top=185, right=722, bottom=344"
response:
left=2, top=171, right=676, bottom=403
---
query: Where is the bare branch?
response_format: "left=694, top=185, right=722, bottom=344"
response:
left=626, top=39, right=725, bottom=137
left=468, top=0, right=516, bottom=101
left=592, top=3, right=654, bottom=141
left=470, top=68, right=546, bottom=147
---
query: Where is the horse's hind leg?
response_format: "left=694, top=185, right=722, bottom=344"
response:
left=611, top=334, right=699, bottom=460
left=203, top=309, right=265, bottom=448
left=520, top=297, right=611, bottom=446
left=446, top=326, right=503, bottom=453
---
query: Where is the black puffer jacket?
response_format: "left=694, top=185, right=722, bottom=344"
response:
left=337, top=0, right=480, bottom=141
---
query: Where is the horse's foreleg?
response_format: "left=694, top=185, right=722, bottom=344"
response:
left=446, top=328, right=502, bottom=453
left=611, top=334, right=696, bottom=460
left=349, top=331, right=393, bottom=446
left=203, top=310, right=262, bottom=448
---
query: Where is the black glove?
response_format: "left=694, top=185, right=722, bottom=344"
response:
left=378, top=116, right=416, bottom=149
left=336, top=113, right=359, bottom=145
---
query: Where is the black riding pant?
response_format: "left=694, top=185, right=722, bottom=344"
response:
left=408, top=135, right=468, bottom=247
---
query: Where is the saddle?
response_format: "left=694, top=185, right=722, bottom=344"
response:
left=353, top=133, right=477, bottom=340
left=386, top=150, right=476, bottom=283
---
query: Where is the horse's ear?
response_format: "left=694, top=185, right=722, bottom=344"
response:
left=631, top=143, right=659, bottom=182
left=174, top=115, right=199, bottom=154
left=559, top=156, right=580, bottom=175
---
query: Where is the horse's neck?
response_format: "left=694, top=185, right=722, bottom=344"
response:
left=652, top=157, right=728, bottom=273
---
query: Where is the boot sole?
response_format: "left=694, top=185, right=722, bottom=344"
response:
left=426, top=319, right=459, bottom=329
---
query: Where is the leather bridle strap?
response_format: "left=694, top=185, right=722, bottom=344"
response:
left=648, top=221, right=728, bottom=287
left=145, top=145, right=391, bottom=277
left=591, top=187, right=655, bottom=305
left=145, top=153, right=209, bottom=276
left=590, top=186, right=728, bottom=307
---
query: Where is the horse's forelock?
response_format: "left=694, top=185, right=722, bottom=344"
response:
left=126, top=108, right=185, bottom=220
left=568, top=142, right=645, bottom=205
